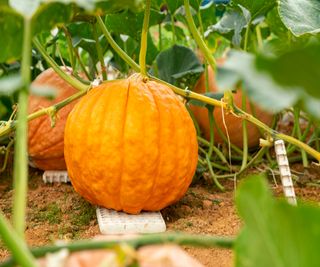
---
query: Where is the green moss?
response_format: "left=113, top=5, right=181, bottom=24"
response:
left=34, top=203, right=62, bottom=224
left=71, top=199, right=96, bottom=227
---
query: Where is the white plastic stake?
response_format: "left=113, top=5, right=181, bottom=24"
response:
left=274, top=140, right=297, bottom=206
left=42, top=171, right=70, bottom=184
left=96, top=207, right=166, bottom=235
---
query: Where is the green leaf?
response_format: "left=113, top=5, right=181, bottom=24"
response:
left=266, top=7, right=289, bottom=40
left=256, top=45, right=320, bottom=118
left=164, top=0, right=202, bottom=13
left=200, top=2, right=217, bottom=30
left=0, top=75, right=22, bottom=95
left=279, top=0, right=320, bottom=36
left=233, top=0, right=276, bottom=19
left=31, top=2, right=74, bottom=36
left=216, top=48, right=320, bottom=118
left=72, top=37, right=97, bottom=56
left=0, top=7, right=23, bottom=63
left=256, top=45, right=320, bottom=99
left=235, top=174, right=320, bottom=267
left=154, top=45, right=204, bottom=85
left=92, top=0, right=143, bottom=13
left=205, top=5, right=250, bottom=47
left=105, top=9, right=165, bottom=41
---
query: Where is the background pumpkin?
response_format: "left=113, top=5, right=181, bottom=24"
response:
left=64, top=74, right=198, bottom=214
left=191, top=66, right=274, bottom=148
left=28, top=67, right=80, bottom=170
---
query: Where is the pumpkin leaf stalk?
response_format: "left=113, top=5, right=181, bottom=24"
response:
left=139, top=0, right=151, bottom=77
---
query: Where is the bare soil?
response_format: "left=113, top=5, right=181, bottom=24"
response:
left=1, top=163, right=320, bottom=266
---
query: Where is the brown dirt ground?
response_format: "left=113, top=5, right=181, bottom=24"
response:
left=1, top=161, right=320, bottom=266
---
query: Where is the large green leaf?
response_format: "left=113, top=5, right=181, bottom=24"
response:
left=154, top=44, right=204, bottom=86
left=265, top=8, right=312, bottom=54
left=0, top=7, right=23, bottom=62
left=9, top=0, right=143, bottom=17
left=105, top=9, right=165, bottom=41
left=205, top=5, right=250, bottom=47
left=216, top=48, right=320, bottom=119
left=0, top=0, right=143, bottom=62
left=32, top=2, right=74, bottom=36
left=256, top=45, right=320, bottom=99
left=233, top=0, right=276, bottom=19
left=279, top=0, right=320, bottom=36
left=266, top=7, right=289, bottom=40
left=235, top=174, right=320, bottom=267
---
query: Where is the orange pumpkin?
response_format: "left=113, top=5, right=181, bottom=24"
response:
left=191, top=66, right=273, bottom=148
left=64, top=74, right=198, bottom=214
left=28, top=67, right=80, bottom=170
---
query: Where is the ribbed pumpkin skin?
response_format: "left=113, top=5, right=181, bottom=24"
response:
left=28, top=68, right=79, bottom=170
left=191, top=66, right=273, bottom=148
left=64, top=75, right=198, bottom=214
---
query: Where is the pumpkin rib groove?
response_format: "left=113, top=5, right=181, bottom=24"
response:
left=150, top=83, right=180, bottom=209
left=118, top=80, right=131, bottom=211
left=80, top=88, right=107, bottom=203
left=143, top=83, right=162, bottom=208
left=68, top=87, right=104, bottom=203
left=167, top=96, right=180, bottom=205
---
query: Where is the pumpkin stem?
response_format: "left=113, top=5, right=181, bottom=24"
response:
left=139, top=0, right=152, bottom=76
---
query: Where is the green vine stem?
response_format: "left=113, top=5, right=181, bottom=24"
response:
left=0, top=90, right=86, bottom=139
left=158, top=23, right=163, bottom=50
left=0, top=212, right=38, bottom=267
left=196, top=10, right=210, bottom=94
left=215, top=147, right=266, bottom=180
left=92, top=22, right=107, bottom=80
left=0, top=233, right=234, bottom=267
left=164, top=0, right=176, bottom=45
left=206, top=154, right=225, bottom=191
left=294, top=107, right=308, bottom=167
left=29, top=22, right=320, bottom=163
left=243, top=22, right=251, bottom=51
left=96, top=16, right=140, bottom=73
left=74, top=47, right=92, bottom=80
left=12, top=17, right=31, bottom=237
left=0, top=139, right=13, bottom=173
left=61, top=26, right=76, bottom=70
left=184, top=0, right=216, bottom=70
left=255, top=25, right=263, bottom=50
left=212, top=118, right=246, bottom=157
left=33, top=38, right=88, bottom=91
left=139, top=0, right=151, bottom=76
left=198, top=136, right=231, bottom=166
left=186, top=104, right=201, bottom=135
left=240, top=92, right=248, bottom=171
left=207, top=107, right=215, bottom=158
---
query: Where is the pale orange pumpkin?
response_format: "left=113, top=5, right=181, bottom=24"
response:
left=64, top=74, right=198, bottom=214
left=28, top=67, right=80, bottom=170
left=38, top=244, right=203, bottom=267
left=191, top=66, right=273, bottom=148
